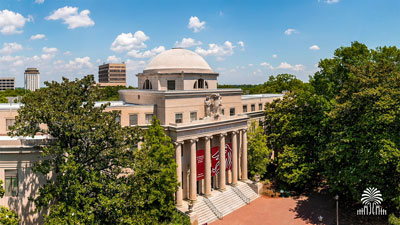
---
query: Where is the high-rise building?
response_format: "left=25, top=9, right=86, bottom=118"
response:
left=24, top=68, right=40, bottom=91
left=98, top=63, right=126, bottom=86
left=0, top=77, right=15, bottom=90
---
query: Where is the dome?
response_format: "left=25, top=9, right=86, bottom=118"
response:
left=144, top=48, right=215, bottom=73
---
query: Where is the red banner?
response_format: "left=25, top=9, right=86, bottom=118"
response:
left=196, top=149, right=205, bottom=180
left=225, top=143, right=232, bottom=171
left=211, top=146, right=220, bottom=177
left=210, top=143, right=232, bottom=176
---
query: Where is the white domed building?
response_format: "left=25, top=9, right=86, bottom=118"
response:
left=0, top=48, right=282, bottom=224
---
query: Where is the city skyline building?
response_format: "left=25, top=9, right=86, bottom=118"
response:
left=98, top=63, right=126, bottom=86
left=0, top=77, right=15, bottom=90
left=24, top=68, right=40, bottom=92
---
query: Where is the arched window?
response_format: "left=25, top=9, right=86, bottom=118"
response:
left=194, top=79, right=205, bottom=89
left=143, top=79, right=152, bottom=90
left=198, top=79, right=204, bottom=89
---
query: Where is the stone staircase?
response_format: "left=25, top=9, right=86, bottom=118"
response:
left=194, top=181, right=259, bottom=225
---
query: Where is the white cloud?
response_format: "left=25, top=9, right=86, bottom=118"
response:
left=127, top=46, right=165, bottom=58
left=64, top=51, right=72, bottom=56
left=188, top=16, right=205, bottom=33
left=195, top=41, right=235, bottom=59
left=309, top=45, right=320, bottom=50
left=248, top=64, right=253, bottom=67
left=284, top=28, right=298, bottom=35
left=35, top=0, right=45, bottom=4
left=40, top=47, right=58, bottom=60
left=42, top=47, right=58, bottom=54
left=30, top=34, right=46, bottom=40
left=125, top=59, right=146, bottom=73
left=237, top=41, right=245, bottom=51
left=277, top=62, right=305, bottom=71
left=110, top=31, right=149, bottom=53
left=0, top=42, right=23, bottom=54
left=174, top=38, right=202, bottom=48
left=107, top=55, right=122, bottom=63
left=260, top=62, right=273, bottom=70
left=46, top=6, right=95, bottom=29
left=0, top=10, right=31, bottom=35
left=272, top=54, right=278, bottom=58
left=64, top=56, right=93, bottom=69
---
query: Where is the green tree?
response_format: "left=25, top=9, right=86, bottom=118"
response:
left=247, top=121, right=272, bottom=179
left=264, top=86, right=331, bottom=189
left=122, top=117, right=190, bottom=224
left=0, top=180, right=20, bottom=225
left=9, top=75, right=189, bottom=224
left=321, top=44, right=400, bottom=211
left=261, top=74, right=306, bottom=94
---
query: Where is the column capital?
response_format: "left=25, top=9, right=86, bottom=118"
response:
left=189, top=138, right=199, bottom=143
left=242, top=129, right=248, bottom=134
left=173, top=141, right=184, bottom=146
left=204, top=136, right=213, bottom=140
left=219, top=133, right=227, bottom=137
left=231, top=130, right=239, bottom=135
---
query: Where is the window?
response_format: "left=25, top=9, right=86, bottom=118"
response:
left=251, top=104, right=255, bottom=112
left=167, top=80, right=176, bottom=90
left=243, top=105, right=247, bottom=113
left=175, top=113, right=183, bottom=123
left=259, top=103, right=263, bottom=110
left=221, top=109, right=225, bottom=115
left=129, top=114, right=138, bottom=126
left=145, top=114, right=153, bottom=124
left=190, top=112, right=197, bottom=122
left=143, top=79, right=152, bottom=90
left=205, top=81, right=208, bottom=89
left=5, top=170, right=18, bottom=197
left=194, top=79, right=205, bottom=89
left=6, top=119, right=15, bottom=131
left=115, top=116, right=121, bottom=124
left=230, top=108, right=235, bottom=116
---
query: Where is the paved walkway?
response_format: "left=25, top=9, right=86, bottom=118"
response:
left=211, top=195, right=335, bottom=225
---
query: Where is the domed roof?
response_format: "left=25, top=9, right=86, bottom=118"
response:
left=144, top=48, right=215, bottom=73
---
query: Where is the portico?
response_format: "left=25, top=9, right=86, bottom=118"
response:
left=173, top=128, right=248, bottom=204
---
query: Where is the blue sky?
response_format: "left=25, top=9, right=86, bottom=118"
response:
left=1, top=0, right=400, bottom=87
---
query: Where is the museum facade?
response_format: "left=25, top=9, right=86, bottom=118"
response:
left=0, top=48, right=282, bottom=224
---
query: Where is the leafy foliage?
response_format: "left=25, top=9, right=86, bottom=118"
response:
left=219, top=73, right=307, bottom=94
left=9, top=75, right=188, bottom=224
left=265, top=86, right=331, bottom=189
left=247, top=122, right=272, bottom=179
left=0, top=88, right=30, bottom=103
left=321, top=43, right=400, bottom=209
left=96, top=85, right=136, bottom=101
left=265, top=42, right=400, bottom=216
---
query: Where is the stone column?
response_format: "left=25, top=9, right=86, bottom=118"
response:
left=219, top=133, right=226, bottom=191
left=189, top=139, right=198, bottom=201
left=204, top=136, right=212, bottom=196
left=241, top=129, right=248, bottom=180
left=174, top=141, right=183, bottom=206
left=231, top=131, right=238, bottom=185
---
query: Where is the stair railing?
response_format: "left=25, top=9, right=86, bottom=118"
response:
left=203, top=197, right=223, bottom=219
left=232, top=186, right=250, bottom=204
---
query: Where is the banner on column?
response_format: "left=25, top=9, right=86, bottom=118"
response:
left=196, top=149, right=205, bottom=181
left=211, top=146, right=219, bottom=176
left=225, top=143, right=232, bottom=171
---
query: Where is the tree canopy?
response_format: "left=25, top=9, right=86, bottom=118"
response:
left=9, top=75, right=188, bottom=224
left=265, top=42, right=400, bottom=221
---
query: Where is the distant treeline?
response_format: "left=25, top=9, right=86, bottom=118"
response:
left=218, top=73, right=309, bottom=94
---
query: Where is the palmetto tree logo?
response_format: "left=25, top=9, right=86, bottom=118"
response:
left=357, top=187, right=386, bottom=216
